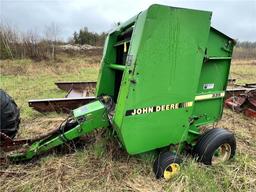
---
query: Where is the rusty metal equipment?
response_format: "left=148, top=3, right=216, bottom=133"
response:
left=55, top=81, right=96, bottom=94
left=226, top=82, right=256, bottom=98
left=28, top=81, right=96, bottom=113
left=225, top=82, right=256, bottom=118
left=28, top=97, right=95, bottom=113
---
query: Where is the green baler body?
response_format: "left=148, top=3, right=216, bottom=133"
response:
left=5, top=4, right=236, bottom=163
left=96, top=4, right=235, bottom=155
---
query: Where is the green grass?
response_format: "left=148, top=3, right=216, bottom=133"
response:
left=1, top=67, right=98, bottom=119
left=0, top=57, right=256, bottom=192
left=0, top=55, right=100, bottom=119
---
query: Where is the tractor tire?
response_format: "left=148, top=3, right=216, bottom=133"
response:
left=0, top=89, right=20, bottom=138
left=153, top=151, right=182, bottom=180
left=193, top=128, right=236, bottom=165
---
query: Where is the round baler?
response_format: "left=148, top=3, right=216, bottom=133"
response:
left=0, top=4, right=237, bottom=180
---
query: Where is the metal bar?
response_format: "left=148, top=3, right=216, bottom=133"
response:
left=114, top=39, right=130, bottom=47
left=55, top=81, right=96, bottom=92
left=225, top=87, right=256, bottom=98
left=112, top=14, right=137, bottom=34
left=28, top=97, right=95, bottom=113
left=245, top=83, right=256, bottom=88
left=205, top=56, right=232, bottom=61
left=120, top=26, right=134, bottom=36
left=208, top=56, right=232, bottom=60
left=109, top=64, right=126, bottom=71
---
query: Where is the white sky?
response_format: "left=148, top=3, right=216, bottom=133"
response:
left=1, top=0, right=256, bottom=41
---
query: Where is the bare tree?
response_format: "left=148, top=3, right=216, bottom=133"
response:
left=44, top=22, right=60, bottom=60
left=0, top=24, right=18, bottom=59
left=22, top=29, right=42, bottom=59
left=0, top=22, right=62, bottom=60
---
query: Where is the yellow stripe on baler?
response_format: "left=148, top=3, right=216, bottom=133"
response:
left=195, top=92, right=225, bottom=101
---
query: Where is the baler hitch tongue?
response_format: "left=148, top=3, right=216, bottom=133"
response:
left=0, top=132, right=31, bottom=152
left=0, top=117, right=78, bottom=164
left=0, top=99, right=110, bottom=163
left=0, top=117, right=76, bottom=153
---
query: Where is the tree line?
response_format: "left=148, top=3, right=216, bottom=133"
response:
left=0, top=23, right=62, bottom=60
left=236, top=41, right=256, bottom=48
left=233, top=41, right=256, bottom=60
left=72, top=27, right=107, bottom=46
left=1, top=23, right=255, bottom=60
left=0, top=24, right=107, bottom=60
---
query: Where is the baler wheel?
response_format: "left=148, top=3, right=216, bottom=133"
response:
left=0, top=90, right=20, bottom=138
left=193, top=128, right=236, bottom=165
left=153, top=151, right=182, bottom=180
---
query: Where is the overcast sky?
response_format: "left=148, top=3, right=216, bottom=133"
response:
left=1, top=0, right=256, bottom=41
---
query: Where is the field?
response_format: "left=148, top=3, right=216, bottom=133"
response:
left=0, top=54, right=256, bottom=192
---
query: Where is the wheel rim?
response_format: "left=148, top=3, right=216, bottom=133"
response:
left=163, top=163, right=180, bottom=180
left=212, top=143, right=231, bottom=165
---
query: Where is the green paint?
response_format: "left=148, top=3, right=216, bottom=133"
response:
left=9, top=101, right=109, bottom=161
left=8, top=4, right=235, bottom=161
left=97, top=4, right=234, bottom=154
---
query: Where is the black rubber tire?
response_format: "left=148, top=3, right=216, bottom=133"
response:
left=153, top=151, right=182, bottom=179
left=0, top=89, right=20, bottom=138
left=193, top=128, right=236, bottom=165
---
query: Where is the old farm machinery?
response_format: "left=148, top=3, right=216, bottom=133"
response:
left=1, top=5, right=238, bottom=180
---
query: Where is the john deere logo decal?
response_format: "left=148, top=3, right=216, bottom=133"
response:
left=125, top=101, right=193, bottom=116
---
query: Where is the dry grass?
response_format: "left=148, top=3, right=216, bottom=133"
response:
left=0, top=54, right=100, bottom=120
left=233, top=47, right=256, bottom=60
left=232, top=59, right=256, bottom=65
left=0, top=54, right=101, bottom=76
left=230, top=59, right=256, bottom=84
left=0, top=56, right=256, bottom=192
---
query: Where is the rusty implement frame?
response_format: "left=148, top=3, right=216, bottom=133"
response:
left=28, top=97, right=95, bottom=113
left=28, top=81, right=96, bottom=113
left=225, top=82, right=256, bottom=118
left=225, top=82, right=256, bottom=98
left=55, top=81, right=96, bottom=94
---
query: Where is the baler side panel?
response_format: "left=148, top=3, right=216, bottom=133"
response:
left=118, top=5, right=212, bottom=154
left=192, top=28, right=235, bottom=127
